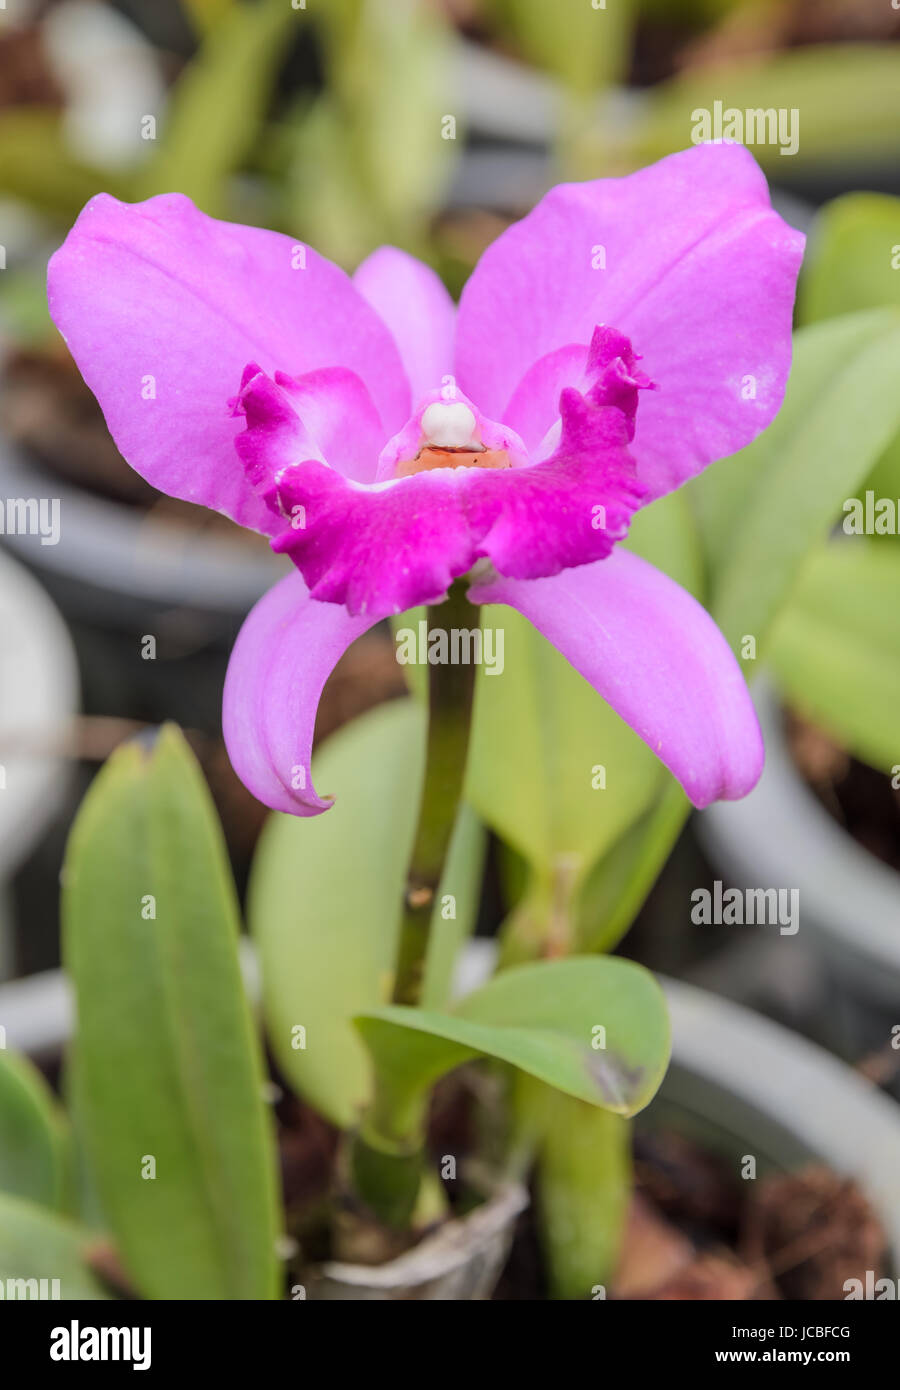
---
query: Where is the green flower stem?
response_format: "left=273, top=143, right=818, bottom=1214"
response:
left=349, top=579, right=478, bottom=1227
left=392, top=578, right=478, bottom=1007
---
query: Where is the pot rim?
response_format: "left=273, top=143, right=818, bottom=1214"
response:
left=0, top=435, right=285, bottom=617
left=0, top=547, right=78, bottom=880
left=698, top=679, right=900, bottom=993
left=4, top=945, right=899, bottom=1254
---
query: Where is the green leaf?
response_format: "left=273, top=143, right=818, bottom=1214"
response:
left=516, top=1075, right=630, bottom=1300
left=799, top=193, right=900, bottom=327
left=62, top=1050, right=109, bottom=1234
left=624, top=485, right=703, bottom=602
left=183, top=0, right=238, bottom=37
left=0, top=1048, right=68, bottom=1210
left=63, top=726, right=281, bottom=1301
left=705, top=309, right=900, bottom=656
left=421, top=803, right=488, bottom=1010
left=632, top=46, right=900, bottom=172
left=768, top=540, right=900, bottom=774
left=490, top=0, right=636, bottom=96
left=576, top=779, right=689, bottom=955
left=0, top=1193, right=110, bottom=1300
left=285, top=0, right=454, bottom=265
left=249, top=696, right=486, bottom=1126
left=469, top=486, right=700, bottom=961
left=0, top=109, right=119, bottom=222
left=468, top=611, right=663, bottom=896
left=249, top=700, right=425, bottom=1128
left=795, top=193, right=900, bottom=530
left=140, top=0, right=299, bottom=216
left=357, top=956, right=670, bottom=1123
left=0, top=267, right=54, bottom=347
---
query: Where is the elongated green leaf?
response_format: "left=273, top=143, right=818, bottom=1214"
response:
left=357, top=956, right=670, bottom=1121
left=183, top=0, right=237, bottom=36
left=421, top=803, right=487, bottom=1010
left=795, top=194, right=900, bottom=522
left=249, top=700, right=425, bottom=1129
left=63, top=1051, right=109, bottom=1234
left=0, top=1193, right=110, bottom=1300
left=624, top=486, right=703, bottom=603
left=705, top=309, right=900, bottom=655
left=576, top=779, right=689, bottom=955
left=250, top=696, right=485, bottom=1126
left=516, top=1074, right=630, bottom=1300
left=799, top=194, right=900, bottom=327
left=0, top=109, right=118, bottom=221
left=63, top=726, right=281, bottom=1301
left=768, top=540, right=900, bottom=774
left=468, top=604, right=664, bottom=897
left=286, top=0, right=453, bottom=265
left=0, top=1049, right=68, bottom=1210
left=469, top=486, right=700, bottom=960
left=633, top=46, right=900, bottom=172
left=140, top=0, right=299, bottom=215
left=491, top=0, right=635, bottom=95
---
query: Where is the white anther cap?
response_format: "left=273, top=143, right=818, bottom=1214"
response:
left=421, top=401, right=479, bottom=448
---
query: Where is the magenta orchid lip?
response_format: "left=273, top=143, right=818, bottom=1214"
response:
left=47, top=141, right=803, bottom=820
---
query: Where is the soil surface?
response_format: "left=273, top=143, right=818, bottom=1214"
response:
left=274, top=1074, right=888, bottom=1301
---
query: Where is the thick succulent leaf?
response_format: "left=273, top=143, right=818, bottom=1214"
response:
left=634, top=46, right=900, bottom=173
left=357, top=956, right=670, bottom=1120
left=769, top=541, right=900, bottom=774
left=249, top=699, right=424, bottom=1128
left=0, top=1193, right=110, bottom=1300
left=420, top=803, right=488, bottom=1010
left=469, top=488, right=699, bottom=959
left=250, top=696, right=485, bottom=1123
left=698, top=309, right=900, bottom=655
left=576, top=780, right=689, bottom=955
left=799, top=193, right=900, bottom=326
left=141, top=0, right=298, bottom=216
left=63, top=726, right=281, bottom=1301
left=0, top=1048, right=69, bottom=1211
left=516, top=1074, right=630, bottom=1300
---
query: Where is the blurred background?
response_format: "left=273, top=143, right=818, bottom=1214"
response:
left=1, top=0, right=900, bottom=1274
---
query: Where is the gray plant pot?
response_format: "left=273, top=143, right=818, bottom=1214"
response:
left=0, top=548, right=78, bottom=980
left=0, top=436, right=285, bottom=636
left=660, top=976, right=900, bottom=1262
left=5, top=944, right=899, bottom=1289
left=461, top=941, right=900, bottom=1264
left=0, top=431, right=287, bottom=730
left=698, top=682, right=900, bottom=1070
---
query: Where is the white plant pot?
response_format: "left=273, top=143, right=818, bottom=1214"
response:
left=698, top=682, right=900, bottom=1062
left=0, top=547, right=78, bottom=980
left=4, top=940, right=900, bottom=1277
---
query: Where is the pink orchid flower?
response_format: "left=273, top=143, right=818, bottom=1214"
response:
left=48, top=143, right=803, bottom=817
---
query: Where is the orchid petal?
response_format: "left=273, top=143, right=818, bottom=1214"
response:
left=48, top=193, right=409, bottom=531
left=470, top=548, right=763, bottom=807
left=236, top=365, right=385, bottom=492
left=222, top=571, right=377, bottom=814
left=354, top=246, right=456, bottom=403
left=456, top=143, right=803, bottom=501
